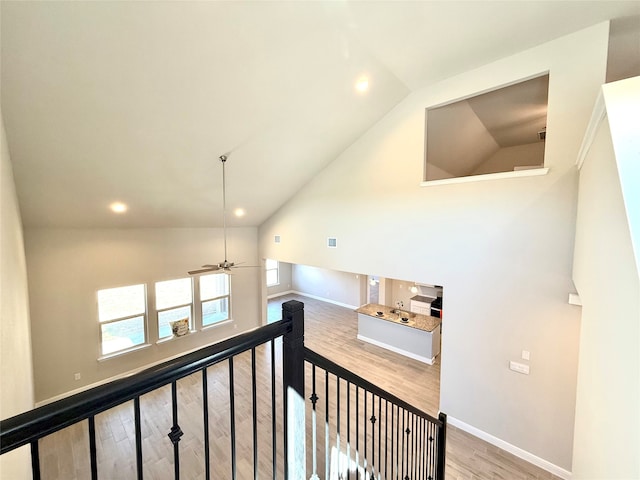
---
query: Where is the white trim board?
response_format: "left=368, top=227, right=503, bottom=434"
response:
left=447, top=416, right=572, bottom=479
left=357, top=334, right=436, bottom=365
left=420, top=167, right=549, bottom=187
left=576, top=88, right=606, bottom=170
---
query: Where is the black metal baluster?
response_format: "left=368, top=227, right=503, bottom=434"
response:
left=378, top=397, right=382, bottom=477
left=133, top=398, right=143, bottom=480
left=270, top=340, right=276, bottom=480
left=251, top=348, right=258, bottom=480
left=431, top=420, right=437, bottom=480
left=384, top=400, right=388, bottom=480
left=336, top=375, right=341, bottom=478
left=418, top=417, right=423, bottom=480
left=202, top=369, right=210, bottom=480
left=325, top=369, right=329, bottom=480
left=428, top=419, right=433, bottom=480
left=405, top=411, right=411, bottom=480
left=391, top=404, right=395, bottom=480
left=169, top=382, right=183, bottom=480
left=30, top=440, right=40, bottom=480
left=355, top=386, right=359, bottom=479
left=346, top=381, right=351, bottom=480
left=370, top=394, right=376, bottom=480
left=88, top=416, right=98, bottom=480
left=364, top=390, right=368, bottom=476
left=310, top=364, right=319, bottom=480
left=229, top=358, right=237, bottom=480
left=401, top=409, right=405, bottom=480
left=282, top=340, right=288, bottom=480
left=411, top=414, right=416, bottom=480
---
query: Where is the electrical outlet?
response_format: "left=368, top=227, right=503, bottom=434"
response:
left=74, top=373, right=81, bottom=380
left=509, top=361, right=530, bottom=375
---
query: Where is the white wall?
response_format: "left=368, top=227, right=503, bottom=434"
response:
left=0, top=113, right=34, bottom=478
left=25, top=227, right=261, bottom=402
left=259, top=23, right=610, bottom=473
left=571, top=83, right=640, bottom=478
left=292, top=264, right=362, bottom=309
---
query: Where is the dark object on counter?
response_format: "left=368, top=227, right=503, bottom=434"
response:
left=401, top=317, right=409, bottom=322
left=376, top=311, right=383, bottom=316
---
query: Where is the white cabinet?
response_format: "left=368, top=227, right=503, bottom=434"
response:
left=410, top=299, right=431, bottom=315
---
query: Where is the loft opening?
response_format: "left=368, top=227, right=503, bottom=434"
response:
left=424, top=73, right=549, bottom=181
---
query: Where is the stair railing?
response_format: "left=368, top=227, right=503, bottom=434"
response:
left=1, top=300, right=445, bottom=479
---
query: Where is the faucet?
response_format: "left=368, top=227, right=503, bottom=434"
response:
left=395, top=300, right=404, bottom=315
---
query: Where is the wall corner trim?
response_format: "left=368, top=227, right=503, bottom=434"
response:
left=568, top=293, right=582, bottom=306
left=576, top=88, right=607, bottom=170
left=446, top=416, right=573, bottom=479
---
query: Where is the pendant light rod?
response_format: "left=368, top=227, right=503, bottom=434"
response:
left=219, top=154, right=228, bottom=262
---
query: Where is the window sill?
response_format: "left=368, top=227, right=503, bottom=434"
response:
left=420, top=167, right=549, bottom=187
left=156, top=330, right=198, bottom=345
left=98, top=343, right=151, bottom=362
left=201, top=318, right=234, bottom=331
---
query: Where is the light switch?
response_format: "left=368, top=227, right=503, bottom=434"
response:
left=522, top=350, right=530, bottom=361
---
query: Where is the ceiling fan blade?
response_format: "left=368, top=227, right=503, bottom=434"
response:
left=188, top=266, right=219, bottom=275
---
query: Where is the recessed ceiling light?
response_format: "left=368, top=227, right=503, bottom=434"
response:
left=110, top=202, right=128, bottom=213
left=355, top=76, right=369, bottom=93
left=234, top=208, right=245, bottom=217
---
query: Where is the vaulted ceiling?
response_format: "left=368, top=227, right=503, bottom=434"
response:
left=2, top=1, right=638, bottom=228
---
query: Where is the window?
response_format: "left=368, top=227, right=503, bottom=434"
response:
left=266, top=258, right=279, bottom=287
left=155, top=278, right=193, bottom=339
left=200, top=274, right=230, bottom=327
left=97, top=284, right=146, bottom=356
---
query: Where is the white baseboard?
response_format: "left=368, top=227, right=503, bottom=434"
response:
left=267, top=290, right=296, bottom=300
left=357, top=334, right=435, bottom=365
left=447, top=416, right=572, bottom=479
left=290, top=291, right=359, bottom=310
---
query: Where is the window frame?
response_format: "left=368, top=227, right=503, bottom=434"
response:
left=265, top=258, right=279, bottom=287
left=97, top=283, right=148, bottom=358
left=199, top=273, right=231, bottom=328
left=154, top=277, right=194, bottom=341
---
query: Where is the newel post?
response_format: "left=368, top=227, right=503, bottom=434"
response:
left=282, top=300, right=306, bottom=479
left=436, top=411, right=447, bottom=479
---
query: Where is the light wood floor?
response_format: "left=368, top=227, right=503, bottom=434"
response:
left=273, top=294, right=560, bottom=480
left=36, top=294, right=560, bottom=479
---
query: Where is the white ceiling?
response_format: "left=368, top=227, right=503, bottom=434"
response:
left=2, top=1, right=638, bottom=228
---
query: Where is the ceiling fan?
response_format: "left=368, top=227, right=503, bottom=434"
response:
left=188, top=155, right=253, bottom=275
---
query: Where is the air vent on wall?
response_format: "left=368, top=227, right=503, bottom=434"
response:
left=327, top=237, right=337, bottom=248
left=274, top=235, right=281, bottom=244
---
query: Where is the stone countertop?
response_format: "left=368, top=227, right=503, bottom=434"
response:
left=355, top=303, right=441, bottom=333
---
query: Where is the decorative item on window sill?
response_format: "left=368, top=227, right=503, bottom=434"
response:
left=170, top=318, right=190, bottom=337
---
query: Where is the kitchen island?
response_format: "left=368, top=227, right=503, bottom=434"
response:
left=355, top=303, right=441, bottom=364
